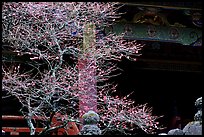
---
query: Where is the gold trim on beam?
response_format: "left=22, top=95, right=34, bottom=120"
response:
left=138, top=59, right=202, bottom=72
left=121, top=2, right=202, bottom=11
left=139, top=58, right=202, bottom=65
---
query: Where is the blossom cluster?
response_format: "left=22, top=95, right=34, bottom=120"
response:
left=2, top=2, right=159, bottom=135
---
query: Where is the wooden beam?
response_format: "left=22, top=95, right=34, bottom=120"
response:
left=139, top=58, right=202, bottom=65
left=137, top=58, right=202, bottom=72
left=2, top=115, right=45, bottom=121
left=2, top=127, right=44, bottom=133
left=105, top=22, right=202, bottom=46
left=121, top=2, right=202, bottom=11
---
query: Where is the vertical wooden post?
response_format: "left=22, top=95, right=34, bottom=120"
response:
left=78, top=23, right=97, bottom=123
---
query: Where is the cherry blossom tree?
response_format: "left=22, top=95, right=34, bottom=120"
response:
left=2, top=2, right=161, bottom=135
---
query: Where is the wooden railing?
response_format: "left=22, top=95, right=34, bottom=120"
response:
left=2, top=115, right=79, bottom=135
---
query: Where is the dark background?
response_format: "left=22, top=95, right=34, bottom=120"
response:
left=113, top=56, right=203, bottom=133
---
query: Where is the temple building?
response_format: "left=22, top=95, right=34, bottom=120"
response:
left=113, top=2, right=202, bottom=133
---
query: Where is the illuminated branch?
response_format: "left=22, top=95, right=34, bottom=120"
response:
left=2, top=2, right=160, bottom=135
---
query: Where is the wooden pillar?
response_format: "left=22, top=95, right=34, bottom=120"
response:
left=51, top=113, right=79, bottom=135
left=78, top=23, right=97, bottom=121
